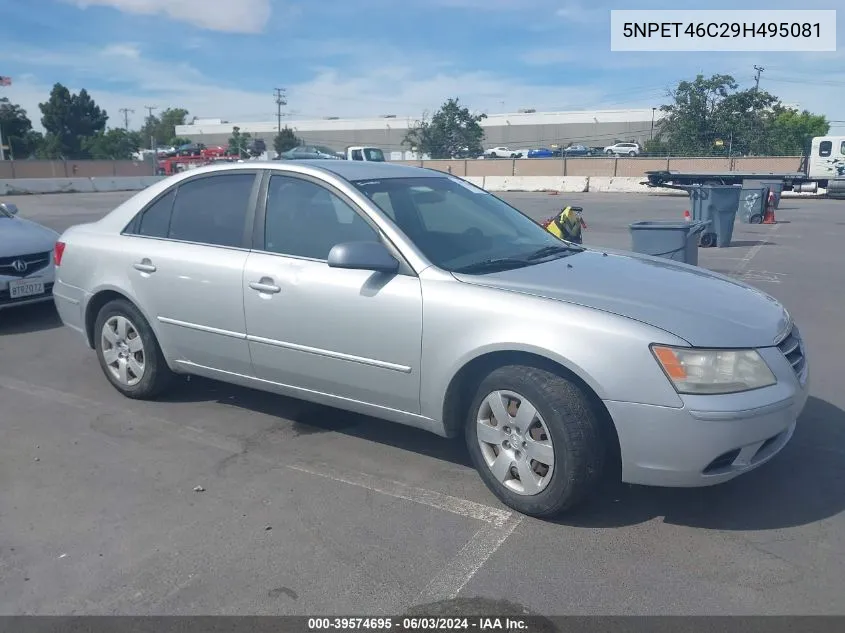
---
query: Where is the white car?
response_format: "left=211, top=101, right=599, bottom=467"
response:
left=484, top=146, right=521, bottom=159
left=604, top=142, right=641, bottom=156
left=0, top=202, right=59, bottom=310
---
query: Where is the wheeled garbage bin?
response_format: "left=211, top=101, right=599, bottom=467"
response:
left=759, top=179, right=784, bottom=209
left=629, top=220, right=710, bottom=266
left=688, top=185, right=741, bottom=248
left=739, top=181, right=769, bottom=224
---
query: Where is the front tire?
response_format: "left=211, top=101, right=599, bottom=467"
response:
left=94, top=299, right=174, bottom=400
left=465, top=365, right=605, bottom=518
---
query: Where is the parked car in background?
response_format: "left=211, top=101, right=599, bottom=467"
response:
left=562, top=144, right=594, bottom=157
left=345, top=146, right=386, bottom=162
left=604, top=142, right=641, bottom=156
left=53, top=161, right=809, bottom=518
left=0, top=202, right=58, bottom=311
left=278, top=145, right=343, bottom=160
left=484, top=146, right=521, bottom=158
left=527, top=148, right=554, bottom=158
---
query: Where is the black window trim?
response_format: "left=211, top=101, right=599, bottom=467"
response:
left=252, top=169, right=416, bottom=277
left=122, top=170, right=263, bottom=251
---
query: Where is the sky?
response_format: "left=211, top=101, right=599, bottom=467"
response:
left=0, top=0, right=843, bottom=132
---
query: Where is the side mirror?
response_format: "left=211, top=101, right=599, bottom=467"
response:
left=0, top=202, right=19, bottom=215
left=327, top=241, right=399, bottom=274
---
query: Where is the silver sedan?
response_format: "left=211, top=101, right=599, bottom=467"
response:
left=0, top=201, right=58, bottom=311
left=52, top=161, right=809, bottom=517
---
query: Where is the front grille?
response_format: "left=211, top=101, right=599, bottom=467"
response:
left=0, top=282, right=54, bottom=305
left=0, top=251, right=51, bottom=278
left=777, top=325, right=806, bottom=376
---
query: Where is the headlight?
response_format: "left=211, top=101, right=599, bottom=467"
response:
left=651, top=345, right=776, bottom=395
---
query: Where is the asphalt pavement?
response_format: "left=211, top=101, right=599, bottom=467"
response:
left=2, top=191, right=844, bottom=615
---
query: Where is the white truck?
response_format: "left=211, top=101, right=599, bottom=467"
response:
left=342, top=146, right=386, bottom=162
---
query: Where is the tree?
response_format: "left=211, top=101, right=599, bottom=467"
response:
left=763, top=106, right=829, bottom=156
left=228, top=126, right=252, bottom=158
left=403, top=98, right=486, bottom=159
left=39, top=83, right=108, bottom=159
left=83, top=128, right=143, bottom=159
left=652, top=73, right=829, bottom=156
left=140, top=107, right=190, bottom=147
left=0, top=97, right=42, bottom=158
left=274, top=126, right=301, bottom=155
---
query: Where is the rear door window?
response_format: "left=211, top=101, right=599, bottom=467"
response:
left=135, top=190, right=176, bottom=238
left=167, top=173, right=256, bottom=247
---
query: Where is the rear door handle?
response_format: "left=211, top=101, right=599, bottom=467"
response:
left=133, top=259, right=156, bottom=273
left=249, top=280, right=281, bottom=294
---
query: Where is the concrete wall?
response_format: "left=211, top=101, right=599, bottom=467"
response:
left=0, top=156, right=806, bottom=180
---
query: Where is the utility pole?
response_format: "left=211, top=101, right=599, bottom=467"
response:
left=144, top=105, right=158, bottom=175
left=753, top=65, right=765, bottom=91
left=119, top=107, right=134, bottom=130
left=0, top=75, right=9, bottom=161
left=274, top=88, right=287, bottom=134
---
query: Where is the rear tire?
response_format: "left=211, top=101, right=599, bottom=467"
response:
left=93, top=299, right=174, bottom=400
left=749, top=214, right=763, bottom=224
left=465, top=365, right=605, bottom=518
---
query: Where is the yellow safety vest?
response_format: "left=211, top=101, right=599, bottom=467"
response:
left=546, top=206, right=584, bottom=240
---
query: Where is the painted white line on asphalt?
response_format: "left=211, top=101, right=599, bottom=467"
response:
left=731, top=224, right=782, bottom=277
left=413, top=513, right=524, bottom=604
left=287, top=462, right=512, bottom=527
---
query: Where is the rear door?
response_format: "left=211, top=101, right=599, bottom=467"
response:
left=121, top=171, right=260, bottom=376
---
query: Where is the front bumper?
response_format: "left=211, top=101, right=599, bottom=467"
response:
left=0, top=267, right=56, bottom=311
left=606, top=343, right=809, bottom=488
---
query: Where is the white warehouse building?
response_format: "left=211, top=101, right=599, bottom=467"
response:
left=174, top=108, right=664, bottom=159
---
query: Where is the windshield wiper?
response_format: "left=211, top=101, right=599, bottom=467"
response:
left=524, top=244, right=583, bottom=261
left=452, top=257, right=534, bottom=274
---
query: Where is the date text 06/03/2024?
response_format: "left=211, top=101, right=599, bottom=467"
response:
left=306, top=617, right=530, bottom=631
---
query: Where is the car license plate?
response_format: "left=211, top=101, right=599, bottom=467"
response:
left=9, top=278, right=45, bottom=299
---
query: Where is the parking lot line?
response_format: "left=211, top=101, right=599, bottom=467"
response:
left=732, top=224, right=782, bottom=277
left=287, top=462, right=512, bottom=527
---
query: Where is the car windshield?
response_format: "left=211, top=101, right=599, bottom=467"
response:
left=352, top=176, right=583, bottom=272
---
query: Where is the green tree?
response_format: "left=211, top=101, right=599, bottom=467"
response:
left=274, top=126, right=301, bottom=155
left=403, top=97, right=486, bottom=159
left=763, top=106, right=829, bottom=156
left=38, top=83, right=108, bottom=159
left=83, top=128, right=143, bottom=159
left=228, top=126, right=252, bottom=158
left=140, top=107, right=190, bottom=147
left=0, top=97, right=42, bottom=158
left=653, top=73, right=829, bottom=156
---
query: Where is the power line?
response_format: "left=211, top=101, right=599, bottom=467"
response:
left=119, top=107, right=134, bottom=130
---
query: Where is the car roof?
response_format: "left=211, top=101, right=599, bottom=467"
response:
left=178, top=159, right=442, bottom=181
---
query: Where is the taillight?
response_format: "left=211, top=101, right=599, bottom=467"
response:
left=53, top=241, right=66, bottom=266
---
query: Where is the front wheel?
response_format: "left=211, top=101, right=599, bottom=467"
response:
left=465, top=365, right=606, bottom=518
left=94, top=299, right=174, bottom=399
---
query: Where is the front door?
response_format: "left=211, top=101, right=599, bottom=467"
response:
left=121, top=171, right=259, bottom=376
left=242, top=173, right=423, bottom=414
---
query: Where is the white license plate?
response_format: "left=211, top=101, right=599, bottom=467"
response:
left=9, top=278, right=45, bottom=299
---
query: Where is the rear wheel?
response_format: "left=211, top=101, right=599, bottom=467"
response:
left=465, top=365, right=605, bottom=517
left=749, top=214, right=763, bottom=224
left=94, top=299, right=174, bottom=399
left=628, top=151, right=637, bottom=156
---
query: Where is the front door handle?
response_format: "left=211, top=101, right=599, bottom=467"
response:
left=249, top=280, right=281, bottom=294
left=133, top=259, right=156, bottom=273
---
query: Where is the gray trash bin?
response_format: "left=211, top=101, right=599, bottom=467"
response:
left=629, top=220, right=710, bottom=266
left=688, top=185, right=741, bottom=248
left=759, top=179, right=784, bottom=209
left=739, top=181, right=768, bottom=224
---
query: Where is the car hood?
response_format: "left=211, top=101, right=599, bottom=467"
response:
left=452, top=249, right=791, bottom=349
left=0, top=216, right=59, bottom=257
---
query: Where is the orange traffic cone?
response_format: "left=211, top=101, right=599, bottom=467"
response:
left=683, top=209, right=691, bottom=222
left=762, top=191, right=776, bottom=224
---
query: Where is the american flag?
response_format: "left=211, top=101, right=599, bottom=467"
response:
left=0, top=76, right=11, bottom=86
